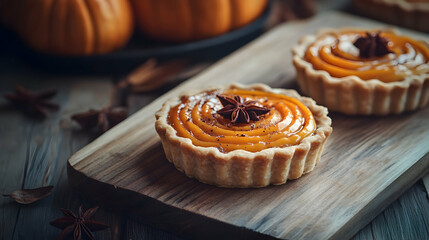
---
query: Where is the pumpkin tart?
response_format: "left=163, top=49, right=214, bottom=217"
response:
left=292, top=28, right=429, bottom=115
left=155, top=83, right=332, bottom=188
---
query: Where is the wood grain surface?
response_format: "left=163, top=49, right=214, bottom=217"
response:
left=0, top=66, right=119, bottom=239
left=67, top=12, right=429, bottom=240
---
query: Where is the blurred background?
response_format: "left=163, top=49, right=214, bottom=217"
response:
left=0, top=0, right=351, bottom=75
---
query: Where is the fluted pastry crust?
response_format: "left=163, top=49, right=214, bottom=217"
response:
left=292, top=28, right=429, bottom=115
left=353, top=0, right=429, bottom=32
left=155, top=83, right=332, bottom=188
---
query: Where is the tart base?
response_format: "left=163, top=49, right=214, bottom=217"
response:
left=155, top=84, right=332, bottom=188
left=292, top=28, right=429, bottom=115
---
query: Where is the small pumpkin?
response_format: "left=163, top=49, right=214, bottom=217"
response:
left=1, top=0, right=134, bottom=55
left=131, top=0, right=268, bottom=42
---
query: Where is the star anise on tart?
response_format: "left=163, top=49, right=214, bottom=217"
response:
left=353, top=31, right=393, bottom=58
left=216, top=95, right=270, bottom=124
left=4, top=85, right=59, bottom=118
left=50, top=206, right=109, bottom=240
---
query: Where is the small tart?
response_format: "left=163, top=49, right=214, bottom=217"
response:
left=292, top=28, right=429, bottom=115
left=155, top=83, right=332, bottom=188
left=353, top=0, right=429, bottom=32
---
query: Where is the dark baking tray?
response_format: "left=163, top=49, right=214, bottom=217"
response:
left=0, top=4, right=271, bottom=75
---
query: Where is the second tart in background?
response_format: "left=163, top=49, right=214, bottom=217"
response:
left=292, top=28, right=429, bottom=115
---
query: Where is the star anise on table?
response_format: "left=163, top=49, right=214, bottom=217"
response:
left=4, top=85, right=59, bottom=118
left=71, top=107, right=128, bottom=133
left=216, top=95, right=270, bottom=124
left=353, top=32, right=393, bottom=58
left=50, top=206, right=109, bottom=240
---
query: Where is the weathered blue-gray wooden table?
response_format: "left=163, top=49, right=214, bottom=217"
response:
left=1, top=1, right=429, bottom=239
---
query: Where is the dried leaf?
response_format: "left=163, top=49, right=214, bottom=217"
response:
left=120, top=59, right=189, bottom=93
left=2, top=185, right=53, bottom=204
left=172, top=63, right=211, bottom=82
left=126, top=58, right=158, bottom=86
left=135, top=63, right=208, bottom=92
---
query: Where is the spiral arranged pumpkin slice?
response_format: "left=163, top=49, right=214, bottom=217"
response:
left=155, top=83, right=332, bottom=188
left=293, top=28, right=429, bottom=115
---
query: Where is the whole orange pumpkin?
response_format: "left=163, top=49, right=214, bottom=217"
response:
left=131, top=0, right=268, bottom=42
left=1, top=0, right=134, bottom=55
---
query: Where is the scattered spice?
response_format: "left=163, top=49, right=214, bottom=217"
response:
left=71, top=107, right=128, bottom=133
left=4, top=85, right=59, bottom=118
left=216, top=95, right=270, bottom=124
left=50, top=206, right=109, bottom=240
left=354, top=32, right=393, bottom=58
left=2, top=185, right=53, bottom=204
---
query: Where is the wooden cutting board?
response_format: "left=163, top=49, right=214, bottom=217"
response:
left=68, top=12, right=429, bottom=240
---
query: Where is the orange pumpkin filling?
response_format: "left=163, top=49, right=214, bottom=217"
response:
left=305, top=30, right=429, bottom=82
left=167, top=89, right=316, bottom=153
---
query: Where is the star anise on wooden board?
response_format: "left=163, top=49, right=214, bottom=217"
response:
left=50, top=206, right=109, bottom=240
left=71, top=107, right=128, bottom=133
left=216, top=95, right=270, bottom=124
left=4, top=85, right=59, bottom=118
left=354, top=32, right=393, bottom=58
left=2, top=185, right=53, bottom=204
